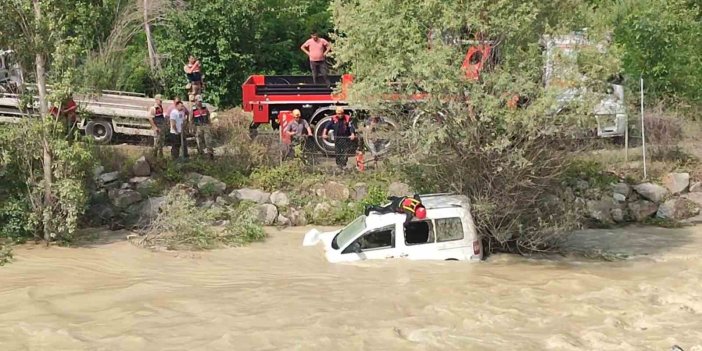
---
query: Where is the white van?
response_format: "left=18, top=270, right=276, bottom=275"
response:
left=303, top=194, right=482, bottom=263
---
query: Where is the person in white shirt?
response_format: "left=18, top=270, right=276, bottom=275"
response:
left=169, top=100, right=189, bottom=160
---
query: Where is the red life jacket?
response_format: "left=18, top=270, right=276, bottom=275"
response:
left=399, top=197, right=421, bottom=214
left=153, top=105, right=165, bottom=123
left=332, top=114, right=351, bottom=123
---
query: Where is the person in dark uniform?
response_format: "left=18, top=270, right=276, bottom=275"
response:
left=364, top=194, right=427, bottom=223
left=322, top=106, right=356, bottom=169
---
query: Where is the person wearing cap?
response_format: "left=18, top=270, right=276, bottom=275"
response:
left=148, top=94, right=167, bottom=158
left=322, top=106, right=356, bottom=169
left=364, top=194, right=427, bottom=223
left=192, top=95, right=214, bottom=159
left=283, top=109, right=313, bottom=160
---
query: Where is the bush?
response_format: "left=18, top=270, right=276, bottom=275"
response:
left=249, top=162, right=318, bottom=192
left=0, top=241, right=12, bottom=266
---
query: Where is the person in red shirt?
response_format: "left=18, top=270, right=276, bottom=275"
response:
left=50, top=94, right=79, bottom=141
left=300, top=31, right=331, bottom=86
left=184, top=55, right=203, bottom=100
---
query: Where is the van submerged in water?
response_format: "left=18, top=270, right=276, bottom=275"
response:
left=302, top=194, right=482, bottom=263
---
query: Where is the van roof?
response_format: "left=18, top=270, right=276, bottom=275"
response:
left=419, top=194, right=471, bottom=210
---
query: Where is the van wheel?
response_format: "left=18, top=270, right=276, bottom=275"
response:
left=445, top=258, right=458, bottom=261
left=85, top=119, right=113, bottom=144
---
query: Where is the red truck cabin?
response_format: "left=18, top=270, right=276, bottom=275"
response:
left=242, top=74, right=353, bottom=125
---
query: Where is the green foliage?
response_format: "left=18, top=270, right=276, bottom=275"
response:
left=222, top=203, right=268, bottom=246
left=0, top=241, right=12, bottom=266
left=563, top=159, right=619, bottom=189
left=249, top=161, right=318, bottom=191
left=154, top=0, right=332, bottom=106
left=605, top=0, right=702, bottom=104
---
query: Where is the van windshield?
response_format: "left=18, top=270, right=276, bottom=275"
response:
left=332, top=216, right=367, bottom=250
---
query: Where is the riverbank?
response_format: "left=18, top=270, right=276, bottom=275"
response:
left=1, top=225, right=701, bottom=350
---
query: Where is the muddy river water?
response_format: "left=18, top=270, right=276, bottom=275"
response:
left=1, top=225, right=701, bottom=350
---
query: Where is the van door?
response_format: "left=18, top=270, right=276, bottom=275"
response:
left=338, top=224, right=400, bottom=262
left=399, top=220, right=438, bottom=260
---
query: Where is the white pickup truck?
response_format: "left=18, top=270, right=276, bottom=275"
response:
left=303, top=194, right=483, bottom=263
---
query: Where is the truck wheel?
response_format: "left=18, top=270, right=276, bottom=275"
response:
left=313, top=115, right=337, bottom=155
left=85, top=119, right=113, bottom=144
left=362, top=117, right=398, bottom=157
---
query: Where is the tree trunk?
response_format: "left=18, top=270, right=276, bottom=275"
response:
left=33, top=0, right=53, bottom=243
left=143, top=0, right=159, bottom=72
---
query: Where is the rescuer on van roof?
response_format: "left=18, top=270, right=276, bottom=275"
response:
left=364, top=194, right=427, bottom=223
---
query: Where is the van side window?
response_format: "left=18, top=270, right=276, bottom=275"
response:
left=435, top=218, right=464, bottom=242
left=343, top=226, right=394, bottom=254
left=404, top=221, right=434, bottom=245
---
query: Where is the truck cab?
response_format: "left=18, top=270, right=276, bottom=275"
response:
left=303, top=194, right=482, bottom=263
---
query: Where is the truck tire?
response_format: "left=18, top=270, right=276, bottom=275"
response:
left=313, top=115, right=338, bottom=155
left=85, top=119, right=113, bottom=144
left=362, top=117, right=398, bottom=157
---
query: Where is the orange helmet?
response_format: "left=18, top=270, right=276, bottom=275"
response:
left=415, top=206, right=427, bottom=220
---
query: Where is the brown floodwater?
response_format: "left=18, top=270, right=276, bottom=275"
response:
left=1, top=225, right=701, bottom=351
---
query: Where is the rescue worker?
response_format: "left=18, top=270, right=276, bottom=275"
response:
left=169, top=100, right=189, bottom=160
left=148, top=94, right=167, bottom=158
left=50, top=94, right=78, bottom=141
left=184, top=55, right=203, bottom=101
left=300, top=31, right=331, bottom=86
left=283, top=109, right=313, bottom=160
left=322, top=106, right=356, bottom=170
left=192, top=95, right=214, bottom=159
left=364, top=194, right=427, bottom=223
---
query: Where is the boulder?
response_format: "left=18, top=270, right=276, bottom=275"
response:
left=120, top=182, right=131, bottom=190
left=172, top=183, right=199, bottom=198
left=185, top=172, right=204, bottom=185
left=323, top=181, right=350, bottom=201
left=352, top=183, right=369, bottom=201
left=388, top=182, right=412, bottom=197
left=682, top=192, right=702, bottom=207
left=256, top=204, right=278, bottom=226
left=132, top=156, right=151, bottom=177
left=312, top=202, right=332, bottom=223
left=277, top=214, right=291, bottom=226
left=84, top=203, right=116, bottom=226
left=216, top=195, right=238, bottom=206
left=125, top=196, right=167, bottom=226
left=586, top=198, right=618, bottom=224
left=99, top=171, right=120, bottom=185
left=633, top=183, right=668, bottom=203
left=110, top=189, right=143, bottom=208
left=611, top=208, right=625, bottom=223
left=93, top=165, right=105, bottom=179
left=135, top=178, right=159, bottom=196
left=287, top=207, right=308, bottom=226
left=231, top=188, right=271, bottom=204
left=129, top=176, right=151, bottom=185
left=661, top=172, right=690, bottom=195
left=197, top=175, right=227, bottom=196
left=270, top=191, right=290, bottom=207
left=613, top=193, right=627, bottom=203
left=612, top=183, right=631, bottom=197
left=627, top=200, right=659, bottom=222
left=199, top=200, right=215, bottom=209
left=690, top=182, right=702, bottom=193
left=656, top=198, right=700, bottom=220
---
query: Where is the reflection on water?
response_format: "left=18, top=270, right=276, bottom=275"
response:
left=1, top=225, right=701, bottom=350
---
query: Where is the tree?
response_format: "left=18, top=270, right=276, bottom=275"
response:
left=332, top=0, right=618, bottom=253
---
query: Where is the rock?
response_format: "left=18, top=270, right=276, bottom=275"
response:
left=612, top=183, right=631, bottom=197
left=352, top=183, right=369, bottom=201
left=99, top=171, right=120, bottom=185
left=185, top=172, right=204, bottom=185
left=216, top=195, right=238, bottom=206
left=120, top=182, right=131, bottom=190
left=613, top=193, right=627, bottom=203
left=287, top=207, right=308, bottom=226
left=131, top=156, right=151, bottom=177
left=312, top=202, right=334, bottom=223
left=256, top=204, right=278, bottom=226
left=682, top=192, right=702, bottom=207
left=323, top=181, right=350, bottom=201
left=611, top=208, right=625, bottom=223
left=388, top=182, right=412, bottom=197
left=270, top=191, right=290, bottom=207
left=110, top=189, right=143, bottom=208
left=172, top=183, right=198, bottom=198
left=124, top=196, right=167, bottom=227
left=633, top=183, right=668, bottom=203
left=627, top=200, right=659, bottom=222
left=129, top=176, right=150, bottom=185
left=689, top=182, right=702, bottom=193
left=277, top=214, right=291, bottom=226
left=661, top=172, right=690, bottom=195
left=197, top=175, right=227, bottom=196
left=135, top=178, right=159, bottom=196
left=656, top=198, right=700, bottom=220
left=575, top=179, right=589, bottom=191
left=199, top=200, right=214, bottom=209
left=84, top=203, right=116, bottom=226
left=93, top=165, right=105, bottom=179
left=231, top=188, right=271, bottom=204
left=586, top=198, right=618, bottom=224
